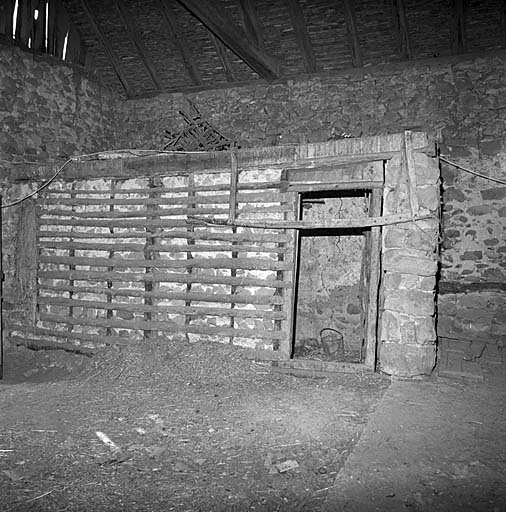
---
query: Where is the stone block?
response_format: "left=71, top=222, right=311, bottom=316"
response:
left=381, top=310, right=436, bottom=345
left=466, top=205, right=494, bottom=216
left=481, top=187, right=506, bottom=201
left=460, top=251, right=482, bottom=261
left=382, top=249, right=438, bottom=276
left=417, top=185, right=440, bottom=211
left=380, top=342, right=436, bottom=377
left=383, top=288, right=435, bottom=316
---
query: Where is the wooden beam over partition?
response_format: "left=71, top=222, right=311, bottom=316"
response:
left=391, top=0, right=411, bottom=59
left=343, top=0, right=362, bottom=67
left=115, top=1, right=162, bottom=90
left=177, top=0, right=281, bottom=79
left=284, top=0, right=317, bottom=73
left=81, top=0, right=131, bottom=95
left=157, top=0, right=202, bottom=85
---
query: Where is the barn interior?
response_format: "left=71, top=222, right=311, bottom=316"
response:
left=0, top=0, right=505, bottom=510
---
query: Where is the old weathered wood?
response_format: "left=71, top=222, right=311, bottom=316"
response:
left=39, top=241, right=290, bottom=254
left=402, top=130, right=420, bottom=215
left=0, top=0, right=15, bottom=38
left=158, top=0, right=201, bottom=85
left=210, top=33, right=236, bottom=82
left=193, top=211, right=434, bottom=230
left=287, top=180, right=383, bottom=192
left=272, top=359, right=371, bottom=375
left=228, top=150, right=239, bottom=223
left=284, top=0, right=317, bottom=73
left=451, top=0, right=466, bottom=54
left=343, top=0, right=362, bottom=67
left=39, top=254, right=291, bottom=272
left=38, top=296, right=286, bottom=320
left=39, top=313, right=285, bottom=340
left=364, top=187, right=382, bottom=370
left=10, top=335, right=94, bottom=356
left=38, top=284, right=285, bottom=305
left=80, top=0, right=131, bottom=94
left=115, top=0, right=162, bottom=90
left=32, top=0, right=47, bottom=52
left=39, top=269, right=292, bottom=288
left=391, top=0, right=411, bottom=59
left=178, top=0, right=281, bottom=79
left=238, top=0, right=265, bottom=50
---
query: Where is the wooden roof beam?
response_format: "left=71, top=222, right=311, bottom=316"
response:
left=391, top=0, right=411, bottom=59
left=210, top=34, right=236, bottom=82
left=238, top=0, right=265, bottom=51
left=177, top=0, right=281, bottom=80
left=115, top=1, right=162, bottom=91
left=157, top=0, right=202, bottom=85
left=284, top=0, right=317, bottom=73
left=343, top=0, right=362, bottom=67
left=451, top=0, right=466, bottom=54
left=80, top=0, right=131, bottom=95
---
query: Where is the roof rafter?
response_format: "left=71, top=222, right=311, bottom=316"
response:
left=115, top=1, right=162, bottom=91
left=157, top=0, right=202, bottom=86
left=238, top=0, right=265, bottom=51
left=80, top=0, right=131, bottom=95
left=177, top=0, right=281, bottom=80
left=391, top=0, right=411, bottom=59
left=451, top=0, right=466, bottom=54
left=210, top=33, right=236, bottom=82
left=284, top=0, right=317, bottom=73
left=343, top=0, right=362, bottom=67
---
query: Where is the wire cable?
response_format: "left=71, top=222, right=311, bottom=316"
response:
left=439, top=156, right=506, bottom=185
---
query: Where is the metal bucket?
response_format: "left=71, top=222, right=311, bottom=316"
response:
left=320, top=328, right=345, bottom=361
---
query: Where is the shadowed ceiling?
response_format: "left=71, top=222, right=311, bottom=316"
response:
left=2, top=0, right=506, bottom=98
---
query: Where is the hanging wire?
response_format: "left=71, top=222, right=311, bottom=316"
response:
left=439, top=156, right=506, bottom=185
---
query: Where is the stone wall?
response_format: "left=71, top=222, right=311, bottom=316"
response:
left=0, top=43, right=125, bottom=320
left=126, top=51, right=506, bottom=362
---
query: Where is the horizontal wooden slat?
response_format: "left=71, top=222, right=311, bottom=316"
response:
left=39, top=255, right=291, bottom=271
left=42, top=190, right=289, bottom=206
left=39, top=313, right=285, bottom=340
left=38, top=270, right=291, bottom=288
left=38, top=241, right=290, bottom=254
left=9, top=335, right=95, bottom=355
left=38, top=284, right=285, bottom=305
left=43, top=180, right=285, bottom=196
left=39, top=218, right=191, bottom=228
left=38, top=296, right=286, bottom=320
left=39, top=204, right=290, bottom=219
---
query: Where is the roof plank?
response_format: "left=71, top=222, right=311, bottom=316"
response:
left=80, top=0, right=131, bottom=95
left=238, top=0, right=265, bottom=51
left=115, top=1, right=162, bottom=91
left=343, top=0, right=362, bottom=67
left=157, top=0, right=202, bottom=85
left=284, top=0, right=317, bottom=73
left=177, top=0, right=281, bottom=79
left=391, top=0, right=411, bottom=59
left=210, top=33, right=236, bottom=82
left=451, top=0, right=466, bottom=54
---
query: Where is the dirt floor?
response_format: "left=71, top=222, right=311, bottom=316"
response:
left=1, top=340, right=505, bottom=511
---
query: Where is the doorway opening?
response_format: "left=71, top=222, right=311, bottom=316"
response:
left=291, top=189, right=381, bottom=365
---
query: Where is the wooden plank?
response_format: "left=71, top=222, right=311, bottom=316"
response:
left=38, top=270, right=292, bottom=288
left=39, top=255, right=292, bottom=271
left=228, top=150, right=239, bottom=223
left=451, top=0, right=466, bottom=54
left=178, top=0, right=281, bottom=79
left=39, top=218, right=192, bottom=228
left=284, top=0, right=317, bottom=73
left=37, top=296, right=286, bottom=320
left=272, top=359, right=370, bottom=375
left=39, top=204, right=291, bottom=219
left=391, top=0, right=411, bottom=59
left=343, top=0, right=362, bottom=67
left=55, top=1, right=69, bottom=58
left=42, top=190, right=291, bottom=206
left=115, top=0, right=162, bottom=90
left=39, top=241, right=291, bottom=254
left=38, top=284, right=285, bottom=305
left=38, top=313, right=285, bottom=340
left=402, top=130, right=419, bottom=215
left=194, top=211, right=434, bottom=230
left=17, top=0, right=33, bottom=46
left=80, top=0, right=131, bottom=95
left=364, top=188, right=382, bottom=370
left=238, top=0, right=265, bottom=50
left=0, top=0, right=16, bottom=38
left=32, top=0, right=46, bottom=51
left=46, top=0, right=57, bottom=54
left=65, top=25, right=82, bottom=63
left=157, top=0, right=201, bottom=85
left=210, top=33, right=236, bottom=82
left=38, top=228, right=291, bottom=244
left=9, top=335, right=94, bottom=355
left=287, top=180, right=383, bottom=192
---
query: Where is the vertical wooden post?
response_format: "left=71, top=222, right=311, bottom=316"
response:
left=106, top=181, right=116, bottom=337
left=403, top=130, right=419, bottom=216
left=228, top=150, right=238, bottom=224
left=185, top=173, right=196, bottom=329
left=364, top=182, right=383, bottom=369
